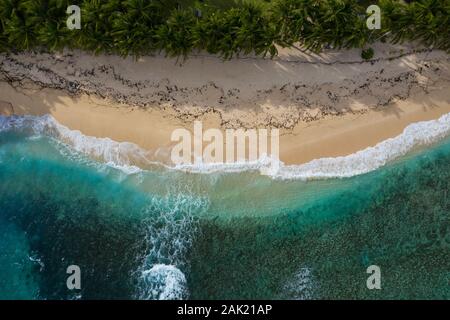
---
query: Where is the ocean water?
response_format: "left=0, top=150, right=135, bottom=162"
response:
left=0, top=115, right=449, bottom=300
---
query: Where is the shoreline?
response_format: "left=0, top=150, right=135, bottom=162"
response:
left=1, top=81, right=449, bottom=167
left=1, top=45, right=450, bottom=166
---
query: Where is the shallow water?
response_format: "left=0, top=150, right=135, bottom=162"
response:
left=0, top=116, right=449, bottom=299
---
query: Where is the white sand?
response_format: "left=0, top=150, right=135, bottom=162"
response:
left=1, top=43, right=449, bottom=165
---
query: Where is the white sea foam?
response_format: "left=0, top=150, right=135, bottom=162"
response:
left=274, top=112, right=450, bottom=180
left=172, top=112, right=450, bottom=180
left=283, top=267, right=315, bottom=300
left=1, top=112, right=449, bottom=179
left=139, top=264, right=188, bottom=300
left=0, top=114, right=146, bottom=174
left=28, top=254, right=45, bottom=272
left=136, top=188, right=208, bottom=300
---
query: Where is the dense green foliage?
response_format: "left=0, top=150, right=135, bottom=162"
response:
left=0, top=0, right=448, bottom=58
left=361, top=46, right=375, bottom=59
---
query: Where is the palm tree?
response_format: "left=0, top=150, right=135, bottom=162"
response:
left=1, top=0, right=36, bottom=51
left=0, top=0, right=448, bottom=57
left=410, top=0, right=450, bottom=50
left=111, top=0, right=167, bottom=57
left=155, top=9, right=197, bottom=57
left=23, top=0, right=74, bottom=51
left=78, top=0, right=121, bottom=54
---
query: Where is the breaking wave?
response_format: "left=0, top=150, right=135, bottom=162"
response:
left=1, top=112, right=449, bottom=180
left=139, top=264, right=188, bottom=300
left=135, top=188, right=209, bottom=300
left=274, top=112, right=450, bottom=180
left=0, top=114, right=157, bottom=174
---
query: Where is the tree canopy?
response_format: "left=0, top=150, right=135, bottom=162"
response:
left=0, top=0, right=448, bottom=58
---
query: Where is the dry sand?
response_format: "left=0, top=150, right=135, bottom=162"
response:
left=1, top=43, right=449, bottom=165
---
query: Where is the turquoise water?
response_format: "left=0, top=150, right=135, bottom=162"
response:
left=0, top=120, right=449, bottom=299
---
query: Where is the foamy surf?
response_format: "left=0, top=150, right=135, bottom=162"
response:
left=139, top=264, right=188, bottom=300
left=283, top=267, right=315, bottom=300
left=1, top=112, right=449, bottom=180
left=135, top=189, right=208, bottom=300
left=168, top=112, right=450, bottom=180
left=0, top=114, right=152, bottom=174
left=275, top=112, right=450, bottom=180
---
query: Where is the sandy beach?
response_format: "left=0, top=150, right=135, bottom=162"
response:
left=2, top=0, right=450, bottom=301
left=1, top=43, right=449, bottom=165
